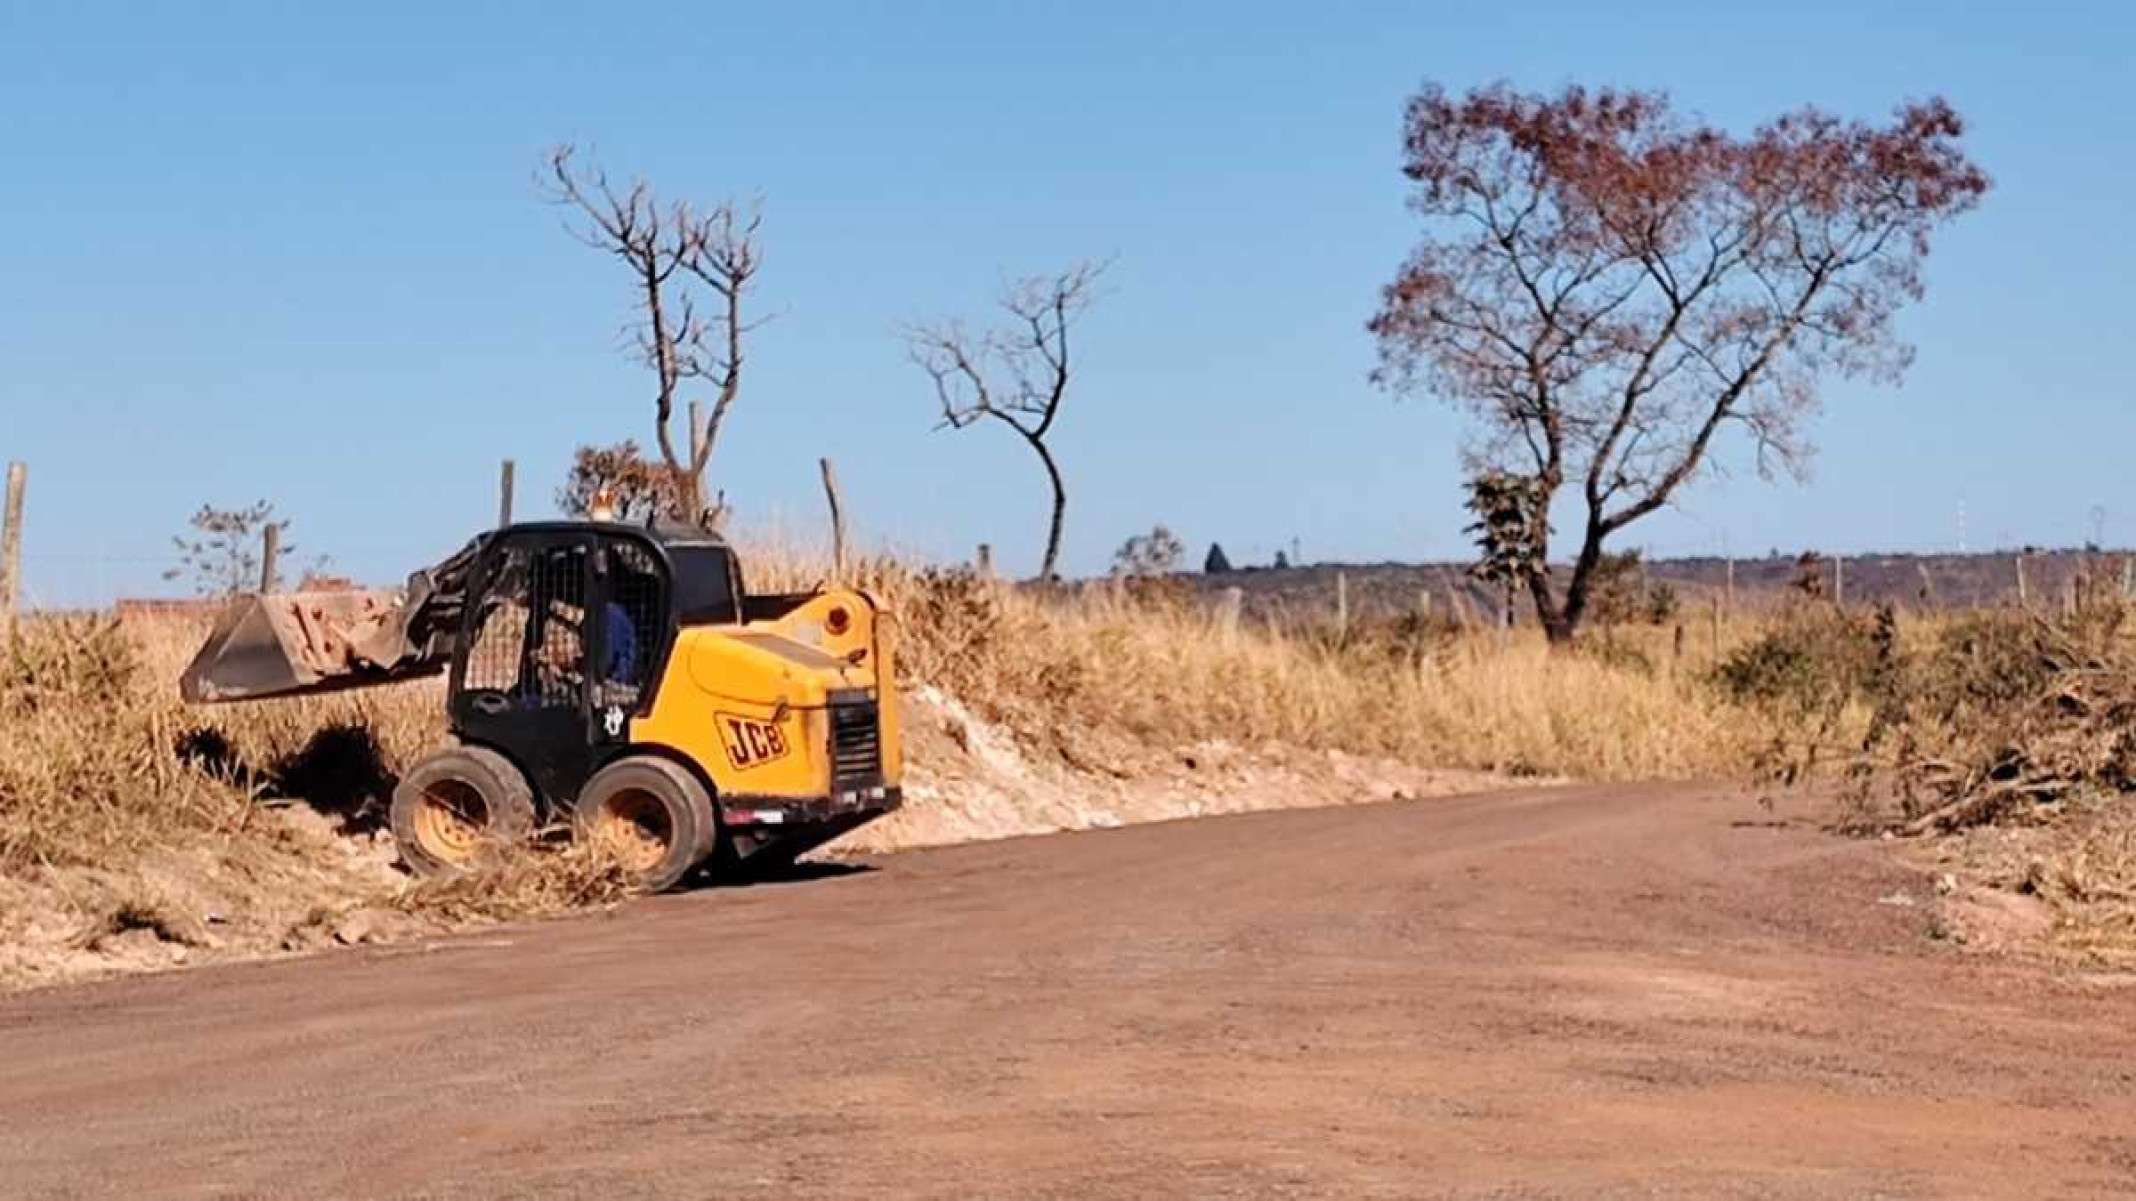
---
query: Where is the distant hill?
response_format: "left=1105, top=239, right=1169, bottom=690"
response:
left=1185, top=548, right=2134, bottom=625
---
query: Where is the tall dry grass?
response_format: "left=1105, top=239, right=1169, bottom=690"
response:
left=883, top=567, right=1765, bottom=781
left=0, top=538, right=1809, bottom=893
left=0, top=613, right=446, bottom=873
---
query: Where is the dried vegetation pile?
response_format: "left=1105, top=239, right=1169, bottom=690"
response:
left=1721, top=565, right=2136, bottom=960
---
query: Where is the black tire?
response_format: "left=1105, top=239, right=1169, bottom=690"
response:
left=390, top=745, right=536, bottom=878
left=573, top=757, right=717, bottom=893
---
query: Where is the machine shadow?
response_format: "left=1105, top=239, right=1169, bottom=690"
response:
left=175, top=720, right=399, bottom=833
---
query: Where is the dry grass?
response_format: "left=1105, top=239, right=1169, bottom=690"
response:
left=883, top=566, right=1763, bottom=782
left=392, top=837, right=638, bottom=922
left=23, top=535, right=2123, bottom=980
left=2, top=615, right=259, bottom=871
left=0, top=552, right=1779, bottom=881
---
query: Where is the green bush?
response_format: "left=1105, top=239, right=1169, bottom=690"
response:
left=1712, top=605, right=1888, bottom=714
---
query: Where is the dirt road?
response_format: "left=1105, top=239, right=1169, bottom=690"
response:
left=4, top=784, right=2134, bottom=1199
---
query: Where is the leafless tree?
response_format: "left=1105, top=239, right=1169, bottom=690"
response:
left=1113, top=524, right=1185, bottom=578
left=907, top=262, right=1105, bottom=580
left=541, top=145, right=761, bottom=527
left=165, top=501, right=324, bottom=597
left=1369, top=84, right=1987, bottom=642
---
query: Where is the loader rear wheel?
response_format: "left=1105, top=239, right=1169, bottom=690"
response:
left=574, top=757, right=716, bottom=893
left=390, top=746, right=535, bottom=877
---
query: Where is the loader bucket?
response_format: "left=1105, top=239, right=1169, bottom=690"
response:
left=180, top=590, right=435, bottom=704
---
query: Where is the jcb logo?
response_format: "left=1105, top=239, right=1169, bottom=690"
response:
left=718, top=714, right=790, bottom=769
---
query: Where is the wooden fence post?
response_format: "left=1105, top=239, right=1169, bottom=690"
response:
left=818, top=457, right=847, bottom=578
left=1834, top=554, right=1845, bottom=607
left=2015, top=554, right=2030, bottom=608
left=1436, top=567, right=1472, bottom=630
left=0, top=462, right=24, bottom=639
left=259, top=523, right=281, bottom=594
left=1335, top=571, right=1350, bottom=641
left=1215, top=586, right=1243, bottom=637
left=498, top=459, right=516, bottom=528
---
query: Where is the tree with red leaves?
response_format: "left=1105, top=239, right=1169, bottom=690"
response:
left=1370, top=83, right=1988, bottom=643
left=556, top=441, right=690, bottom=525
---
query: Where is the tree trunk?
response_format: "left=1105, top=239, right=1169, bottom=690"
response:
left=1027, top=435, right=1066, bottom=581
left=1531, top=518, right=1610, bottom=646
left=1527, top=570, right=1570, bottom=644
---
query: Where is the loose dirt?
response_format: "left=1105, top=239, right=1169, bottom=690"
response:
left=4, top=783, right=2134, bottom=1199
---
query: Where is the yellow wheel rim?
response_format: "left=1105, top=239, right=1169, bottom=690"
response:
left=413, top=779, right=490, bottom=866
left=591, top=788, right=673, bottom=874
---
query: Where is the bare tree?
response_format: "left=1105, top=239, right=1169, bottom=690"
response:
left=1113, top=524, right=1185, bottom=578
left=1370, top=84, right=1987, bottom=642
left=541, top=145, right=761, bottom=527
left=907, top=262, right=1105, bottom=581
left=165, top=502, right=321, bottom=597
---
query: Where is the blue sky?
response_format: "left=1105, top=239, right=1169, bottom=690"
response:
left=1, top=1, right=2129, bottom=605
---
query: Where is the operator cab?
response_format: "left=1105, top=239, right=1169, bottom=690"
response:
left=448, top=521, right=741, bottom=809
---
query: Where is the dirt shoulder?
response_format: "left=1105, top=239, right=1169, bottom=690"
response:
left=0, top=688, right=1505, bottom=991
left=4, top=783, right=2133, bottom=1200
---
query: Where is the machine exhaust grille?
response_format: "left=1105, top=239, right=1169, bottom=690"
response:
left=828, top=698, right=882, bottom=791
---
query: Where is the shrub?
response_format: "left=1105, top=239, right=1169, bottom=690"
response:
left=1713, top=605, right=1888, bottom=714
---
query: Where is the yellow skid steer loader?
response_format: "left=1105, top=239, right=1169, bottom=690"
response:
left=182, top=521, right=901, bottom=890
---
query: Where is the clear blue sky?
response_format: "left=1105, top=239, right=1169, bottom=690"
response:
left=1, top=1, right=2129, bottom=605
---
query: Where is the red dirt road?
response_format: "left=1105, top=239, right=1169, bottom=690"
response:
left=4, top=784, right=2135, bottom=1199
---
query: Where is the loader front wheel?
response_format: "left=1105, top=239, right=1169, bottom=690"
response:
left=574, top=757, right=716, bottom=893
left=390, top=746, right=535, bottom=877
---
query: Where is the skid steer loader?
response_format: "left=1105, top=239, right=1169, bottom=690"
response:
left=181, top=521, right=902, bottom=891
